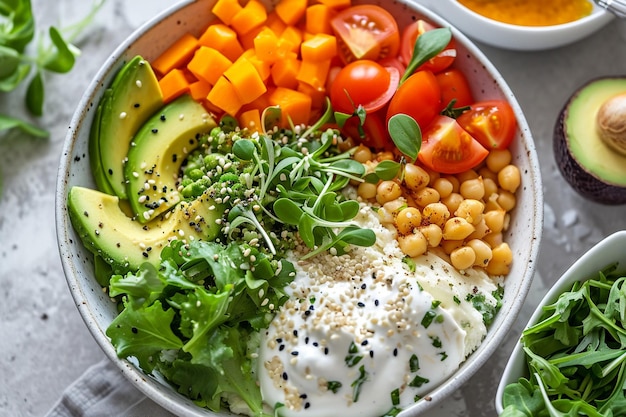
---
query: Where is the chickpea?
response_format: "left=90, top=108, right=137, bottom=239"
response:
left=444, top=175, right=460, bottom=193
left=441, top=192, right=464, bottom=213
left=376, top=151, right=394, bottom=161
left=484, top=209, right=505, bottom=233
left=497, top=190, right=517, bottom=212
left=378, top=200, right=405, bottom=225
left=466, top=239, right=493, bottom=267
left=467, top=218, right=490, bottom=240
left=460, top=177, right=485, bottom=200
left=486, top=242, right=513, bottom=275
left=456, top=169, right=479, bottom=183
left=376, top=180, right=402, bottom=204
left=357, top=181, right=377, bottom=200
left=420, top=224, right=443, bottom=247
left=432, top=178, right=453, bottom=199
left=483, top=232, right=503, bottom=248
left=441, top=239, right=464, bottom=255
left=486, top=149, right=512, bottom=173
left=442, top=217, right=475, bottom=241
left=483, top=177, right=499, bottom=199
left=498, top=164, right=521, bottom=193
left=455, top=199, right=484, bottom=225
left=450, top=246, right=476, bottom=270
left=478, top=166, right=498, bottom=182
left=398, top=231, right=428, bottom=257
left=404, top=164, right=430, bottom=191
left=396, top=207, right=423, bottom=235
left=353, top=144, right=373, bottom=163
left=412, top=187, right=440, bottom=207
left=422, top=202, right=450, bottom=228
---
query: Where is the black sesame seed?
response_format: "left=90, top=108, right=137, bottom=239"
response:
left=324, top=347, right=329, bottom=355
left=313, top=342, right=319, bottom=347
left=374, top=299, right=380, bottom=306
left=133, top=103, right=140, bottom=108
left=151, top=128, right=158, bottom=134
left=160, top=114, right=166, bottom=121
left=293, top=330, right=298, bottom=337
left=279, top=344, right=285, bottom=351
left=131, top=327, right=138, bottom=334
left=393, top=348, right=398, bottom=357
left=108, top=168, right=113, bottom=175
left=361, top=340, right=369, bottom=346
left=291, top=351, right=299, bottom=356
left=282, top=372, right=288, bottom=381
left=357, top=302, right=365, bottom=308
left=361, top=283, right=367, bottom=290
left=300, top=394, right=308, bottom=399
left=305, top=337, right=310, bottom=344
left=369, top=350, right=374, bottom=358
left=304, top=403, right=311, bottom=409
left=276, top=338, right=283, bottom=343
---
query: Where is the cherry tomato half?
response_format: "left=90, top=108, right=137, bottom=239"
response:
left=400, top=19, right=457, bottom=74
left=341, top=110, right=391, bottom=150
left=331, top=5, right=401, bottom=65
left=418, top=115, right=489, bottom=174
left=456, top=100, right=517, bottom=150
left=330, top=60, right=400, bottom=114
left=386, top=70, right=441, bottom=129
left=435, top=68, right=475, bottom=109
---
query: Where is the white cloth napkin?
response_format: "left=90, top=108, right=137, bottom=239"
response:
left=44, top=359, right=176, bottom=417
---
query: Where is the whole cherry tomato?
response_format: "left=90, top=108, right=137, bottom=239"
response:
left=386, top=70, right=441, bottom=129
left=400, top=19, right=457, bottom=74
left=435, top=68, right=475, bottom=109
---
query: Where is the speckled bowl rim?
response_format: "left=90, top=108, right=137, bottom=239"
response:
left=55, top=0, right=544, bottom=416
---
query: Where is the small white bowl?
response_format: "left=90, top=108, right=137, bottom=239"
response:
left=55, top=0, right=543, bottom=415
left=418, top=0, right=614, bottom=51
left=495, top=230, right=626, bottom=414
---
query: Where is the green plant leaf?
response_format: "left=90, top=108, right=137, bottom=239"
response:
left=0, top=113, right=48, bottom=137
left=375, top=160, right=401, bottom=181
left=273, top=198, right=304, bottom=225
left=388, top=113, right=421, bottom=161
left=401, top=27, right=452, bottom=84
left=25, top=70, right=44, bottom=116
left=41, top=26, right=76, bottom=73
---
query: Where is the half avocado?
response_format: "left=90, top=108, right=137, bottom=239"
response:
left=554, top=77, right=626, bottom=205
left=68, top=186, right=223, bottom=273
left=125, top=94, right=216, bottom=223
left=89, top=56, right=163, bottom=199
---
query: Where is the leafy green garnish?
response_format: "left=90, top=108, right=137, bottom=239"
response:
left=501, top=265, right=626, bottom=416
left=400, top=27, right=452, bottom=85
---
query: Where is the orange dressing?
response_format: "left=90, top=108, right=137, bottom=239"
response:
left=457, top=0, right=593, bottom=26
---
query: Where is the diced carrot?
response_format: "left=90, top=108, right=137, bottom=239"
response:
left=211, top=0, right=243, bottom=25
left=187, top=46, right=233, bottom=85
left=188, top=79, right=212, bottom=102
left=305, top=4, right=334, bottom=34
left=152, top=33, right=199, bottom=75
left=230, top=0, right=268, bottom=36
left=271, top=56, right=301, bottom=89
left=207, top=76, right=243, bottom=116
left=296, top=58, right=331, bottom=90
left=198, top=24, right=244, bottom=62
left=314, top=0, right=351, bottom=9
left=265, top=11, right=287, bottom=36
left=224, top=57, right=267, bottom=104
left=297, top=81, right=326, bottom=111
left=280, top=26, right=303, bottom=54
left=253, top=27, right=280, bottom=63
left=239, top=108, right=263, bottom=133
left=158, top=68, right=190, bottom=103
left=268, top=87, right=312, bottom=127
left=241, top=49, right=272, bottom=82
left=274, top=0, right=307, bottom=26
left=300, top=34, right=337, bottom=61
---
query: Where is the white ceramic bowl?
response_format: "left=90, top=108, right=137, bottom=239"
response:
left=55, top=0, right=543, bottom=415
left=418, top=0, right=614, bottom=51
left=495, top=230, right=626, bottom=414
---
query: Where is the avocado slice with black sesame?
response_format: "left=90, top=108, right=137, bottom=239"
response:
left=89, top=56, right=163, bottom=199
left=68, top=186, right=223, bottom=273
left=554, top=77, right=626, bottom=204
left=125, top=94, right=216, bottom=223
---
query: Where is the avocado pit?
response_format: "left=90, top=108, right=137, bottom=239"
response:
left=597, top=93, right=626, bottom=156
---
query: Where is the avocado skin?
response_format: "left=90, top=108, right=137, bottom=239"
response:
left=553, top=77, right=626, bottom=205
left=68, top=186, right=223, bottom=274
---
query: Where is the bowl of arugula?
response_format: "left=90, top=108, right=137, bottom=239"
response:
left=496, top=230, right=626, bottom=415
left=56, top=0, right=542, bottom=415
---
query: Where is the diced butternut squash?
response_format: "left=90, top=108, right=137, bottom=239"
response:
left=224, top=58, right=267, bottom=104
left=158, top=68, right=191, bottom=103
left=297, top=81, right=326, bottom=111
left=187, top=46, right=233, bottom=85
left=300, top=34, right=337, bottom=61
left=296, top=58, right=331, bottom=90
left=211, top=0, right=243, bottom=25
left=230, top=0, right=268, bottom=36
left=306, top=4, right=334, bottom=34
left=188, top=79, right=212, bottom=102
left=239, top=108, right=263, bottom=133
left=268, top=87, right=312, bottom=127
left=241, top=49, right=272, bottom=82
left=253, top=27, right=280, bottom=63
left=314, top=0, right=351, bottom=10
left=152, top=33, right=199, bottom=75
left=280, top=26, right=303, bottom=54
left=271, top=56, right=301, bottom=89
left=208, top=76, right=243, bottom=116
left=198, top=24, right=244, bottom=62
left=265, top=11, right=287, bottom=36
left=274, top=0, right=307, bottom=26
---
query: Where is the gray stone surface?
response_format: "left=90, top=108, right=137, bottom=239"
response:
left=1, top=1, right=626, bottom=416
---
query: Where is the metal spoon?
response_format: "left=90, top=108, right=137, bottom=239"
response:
left=594, top=0, right=626, bottom=18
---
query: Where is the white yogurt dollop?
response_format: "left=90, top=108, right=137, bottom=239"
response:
left=257, top=204, right=501, bottom=417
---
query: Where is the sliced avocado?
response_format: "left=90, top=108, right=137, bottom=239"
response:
left=554, top=77, right=626, bottom=205
left=125, top=94, right=216, bottom=223
left=89, top=56, right=163, bottom=199
left=68, top=186, right=223, bottom=273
